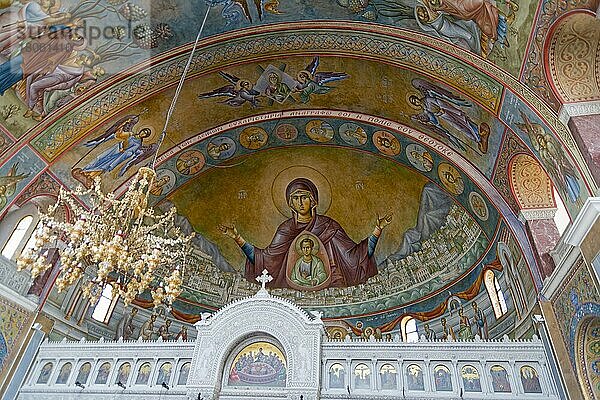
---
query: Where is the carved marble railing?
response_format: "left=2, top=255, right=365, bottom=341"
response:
left=19, top=334, right=559, bottom=400
left=18, top=337, right=195, bottom=400
left=0, top=255, right=32, bottom=296
left=321, top=335, right=558, bottom=399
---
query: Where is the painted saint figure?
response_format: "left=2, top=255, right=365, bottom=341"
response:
left=157, top=319, right=172, bottom=341
left=440, top=317, right=456, bottom=340
left=290, top=236, right=327, bottom=287
left=139, top=314, right=156, bottom=340
left=409, top=78, right=490, bottom=154
left=77, top=114, right=156, bottom=181
left=471, top=301, right=488, bottom=339
left=457, top=308, right=473, bottom=340
left=113, top=307, right=137, bottom=341
left=424, top=323, right=436, bottom=341
left=219, top=177, right=392, bottom=289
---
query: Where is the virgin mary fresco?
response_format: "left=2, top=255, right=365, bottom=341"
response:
left=219, top=177, right=392, bottom=290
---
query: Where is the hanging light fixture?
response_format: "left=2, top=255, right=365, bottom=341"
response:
left=16, top=7, right=212, bottom=308
left=17, top=167, right=192, bottom=306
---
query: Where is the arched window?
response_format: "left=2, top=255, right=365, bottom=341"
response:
left=401, top=316, right=419, bottom=342
left=21, top=219, right=42, bottom=255
left=553, top=187, right=570, bottom=235
left=1, top=215, right=33, bottom=259
left=484, top=270, right=507, bottom=318
left=91, top=283, right=118, bottom=323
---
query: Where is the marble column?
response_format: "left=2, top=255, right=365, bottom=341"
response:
left=520, top=209, right=560, bottom=279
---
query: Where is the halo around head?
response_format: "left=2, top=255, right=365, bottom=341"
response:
left=295, top=233, right=320, bottom=255
left=271, top=165, right=332, bottom=218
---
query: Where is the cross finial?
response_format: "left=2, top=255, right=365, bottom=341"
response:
left=256, top=269, right=273, bottom=291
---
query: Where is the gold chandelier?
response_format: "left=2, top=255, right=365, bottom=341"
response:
left=16, top=7, right=213, bottom=309
left=17, top=167, right=194, bottom=307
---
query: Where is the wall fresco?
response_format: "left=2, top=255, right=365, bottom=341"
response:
left=0, top=0, right=538, bottom=140
left=0, top=145, right=46, bottom=215
left=552, top=258, right=600, bottom=369
left=500, top=90, right=591, bottom=216
left=48, top=56, right=504, bottom=197
left=0, top=295, right=33, bottom=385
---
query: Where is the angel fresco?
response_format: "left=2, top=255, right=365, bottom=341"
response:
left=294, top=57, right=349, bottom=103
left=408, top=78, right=490, bottom=154
left=218, top=177, right=392, bottom=290
left=0, top=0, right=73, bottom=59
left=19, top=41, right=136, bottom=120
left=198, top=71, right=260, bottom=108
left=72, top=114, right=157, bottom=186
left=515, top=110, right=581, bottom=205
left=199, top=57, right=349, bottom=109
left=336, top=0, right=517, bottom=59
left=0, top=163, right=29, bottom=209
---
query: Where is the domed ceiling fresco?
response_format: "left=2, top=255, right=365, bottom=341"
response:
left=0, top=0, right=598, bottom=328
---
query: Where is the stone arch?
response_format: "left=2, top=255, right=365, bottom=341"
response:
left=509, top=154, right=555, bottom=211
left=545, top=11, right=600, bottom=104
left=575, top=316, right=600, bottom=400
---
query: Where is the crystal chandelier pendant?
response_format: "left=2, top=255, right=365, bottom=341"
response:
left=17, top=166, right=194, bottom=308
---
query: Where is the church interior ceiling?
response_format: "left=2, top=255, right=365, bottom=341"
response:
left=0, top=0, right=598, bottom=325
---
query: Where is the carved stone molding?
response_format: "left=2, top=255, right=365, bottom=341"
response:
left=187, top=290, right=323, bottom=399
left=518, top=208, right=558, bottom=222
left=558, top=100, right=600, bottom=125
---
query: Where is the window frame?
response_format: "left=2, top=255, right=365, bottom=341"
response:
left=1, top=215, right=34, bottom=260
left=91, top=283, right=119, bottom=324
left=485, top=270, right=507, bottom=319
left=400, top=316, right=419, bottom=342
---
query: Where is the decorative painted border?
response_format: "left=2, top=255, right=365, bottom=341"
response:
left=28, top=25, right=502, bottom=161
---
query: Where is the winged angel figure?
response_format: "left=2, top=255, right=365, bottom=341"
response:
left=0, top=163, right=29, bottom=210
left=199, top=57, right=348, bottom=108
left=198, top=72, right=260, bottom=107
left=75, top=114, right=157, bottom=183
left=294, top=57, right=349, bottom=103
left=408, top=78, right=490, bottom=154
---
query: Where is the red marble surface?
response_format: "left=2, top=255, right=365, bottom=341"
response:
left=526, top=219, right=560, bottom=279
left=569, top=114, right=600, bottom=187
